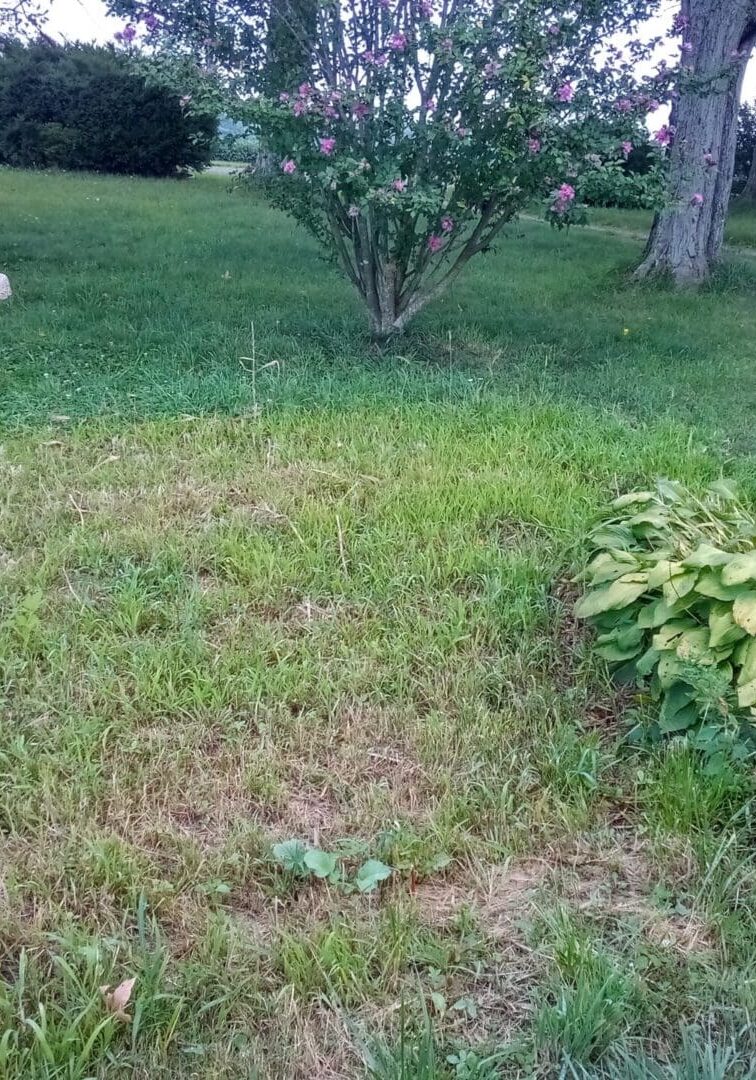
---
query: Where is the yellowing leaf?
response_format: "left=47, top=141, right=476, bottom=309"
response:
left=733, top=593, right=756, bottom=636
left=721, top=551, right=756, bottom=586
left=100, top=977, right=136, bottom=1022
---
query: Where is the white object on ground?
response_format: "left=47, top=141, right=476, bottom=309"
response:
left=0, top=274, right=11, bottom=300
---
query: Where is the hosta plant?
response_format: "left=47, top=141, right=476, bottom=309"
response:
left=575, top=480, right=756, bottom=753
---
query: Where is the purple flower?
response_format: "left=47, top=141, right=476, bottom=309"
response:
left=615, top=97, right=632, bottom=113
left=440, top=36, right=453, bottom=52
left=392, top=178, right=407, bottom=192
left=119, top=24, right=136, bottom=43
left=547, top=22, right=559, bottom=34
left=423, top=98, right=436, bottom=113
left=528, top=137, right=541, bottom=153
left=281, top=159, right=296, bottom=174
left=298, top=82, right=313, bottom=98
left=672, top=12, right=689, bottom=32
left=419, top=0, right=433, bottom=15
left=557, top=183, right=575, bottom=201
left=690, top=192, right=704, bottom=207
left=279, top=91, right=290, bottom=102
left=646, top=98, right=660, bottom=113
left=557, top=81, right=574, bottom=102
left=653, top=124, right=673, bottom=147
left=621, top=140, right=633, bottom=158
left=484, top=60, right=501, bottom=79
left=292, top=100, right=306, bottom=116
left=441, top=216, right=454, bottom=233
left=143, top=12, right=159, bottom=31
left=389, top=32, right=407, bottom=51
left=319, top=137, right=336, bottom=155
left=455, top=126, right=469, bottom=139
left=373, top=52, right=389, bottom=68
left=427, top=234, right=444, bottom=253
left=353, top=102, right=370, bottom=120
left=681, top=41, right=693, bottom=52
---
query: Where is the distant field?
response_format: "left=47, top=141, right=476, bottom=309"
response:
left=581, top=199, right=756, bottom=250
left=1, top=169, right=756, bottom=1077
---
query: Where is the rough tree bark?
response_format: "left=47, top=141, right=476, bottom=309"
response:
left=635, top=0, right=756, bottom=283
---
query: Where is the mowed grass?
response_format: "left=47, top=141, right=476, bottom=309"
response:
left=1, top=169, right=756, bottom=1077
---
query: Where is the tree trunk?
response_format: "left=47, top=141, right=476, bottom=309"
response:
left=635, top=0, right=756, bottom=284
left=739, top=143, right=756, bottom=200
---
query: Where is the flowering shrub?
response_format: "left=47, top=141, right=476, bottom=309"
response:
left=245, top=0, right=663, bottom=338
left=575, top=481, right=756, bottom=758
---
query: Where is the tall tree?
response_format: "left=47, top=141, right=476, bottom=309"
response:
left=635, top=0, right=756, bottom=283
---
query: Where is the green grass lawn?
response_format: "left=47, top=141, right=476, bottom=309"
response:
left=577, top=199, right=756, bottom=251
left=1, top=169, right=756, bottom=1078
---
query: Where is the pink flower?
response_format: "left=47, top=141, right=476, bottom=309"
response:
left=292, top=100, right=306, bottom=116
left=392, top=178, right=407, bottom=192
left=389, top=32, right=407, bottom=51
left=528, top=137, right=541, bottom=154
left=646, top=98, right=660, bottom=113
left=547, top=22, right=559, bottom=34
left=440, top=36, right=453, bottom=52
left=681, top=41, right=693, bottom=52
left=615, top=97, right=633, bottom=112
left=298, top=82, right=313, bottom=98
left=551, top=183, right=575, bottom=214
left=557, top=81, right=574, bottom=102
left=484, top=60, right=501, bottom=79
left=654, top=124, right=673, bottom=147
left=672, top=12, right=689, bottom=32
left=353, top=102, right=370, bottom=120
left=621, top=140, right=633, bottom=158
left=441, top=216, right=454, bottom=233
left=455, top=126, right=469, bottom=139
left=423, top=98, right=436, bottom=113
left=427, top=234, right=444, bottom=253
left=319, top=137, right=336, bottom=155
left=347, top=204, right=360, bottom=218
left=279, top=91, right=290, bottom=102
left=419, top=0, right=433, bottom=15
left=704, top=152, right=717, bottom=167
left=373, top=52, right=389, bottom=68
left=117, top=24, right=136, bottom=43
left=281, top=159, right=296, bottom=174
left=690, top=192, right=704, bottom=207
left=143, top=12, right=159, bottom=31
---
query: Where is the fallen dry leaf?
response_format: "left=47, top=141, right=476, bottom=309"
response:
left=100, top=976, right=136, bottom=1022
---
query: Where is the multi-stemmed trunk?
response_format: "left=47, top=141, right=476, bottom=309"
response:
left=635, top=0, right=756, bottom=283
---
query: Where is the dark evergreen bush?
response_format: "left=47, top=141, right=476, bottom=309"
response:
left=0, top=40, right=216, bottom=176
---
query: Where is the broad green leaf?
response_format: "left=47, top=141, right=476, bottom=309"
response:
left=736, top=638, right=756, bottom=686
left=636, top=646, right=660, bottom=677
left=733, top=593, right=756, bottom=636
left=695, top=572, right=742, bottom=602
left=659, top=682, right=696, bottom=732
left=656, top=479, right=684, bottom=502
left=303, top=849, right=338, bottom=879
left=682, top=543, right=731, bottom=569
left=652, top=620, right=694, bottom=651
left=737, top=680, right=756, bottom=708
left=721, top=551, right=756, bottom=586
left=707, top=478, right=739, bottom=502
left=662, top=571, right=698, bottom=606
left=637, top=598, right=678, bottom=629
left=589, top=524, right=636, bottom=550
left=708, top=605, right=746, bottom=649
left=272, top=839, right=307, bottom=873
left=595, top=640, right=644, bottom=662
left=657, top=653, right=685, bottom=689
left=355, top=859, right=392, bottom=893
left=586, top=551, right=639, bottom=585
left=574, top=575, right=648, bottom=619
left=648, top=560, right=686, bottom=589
